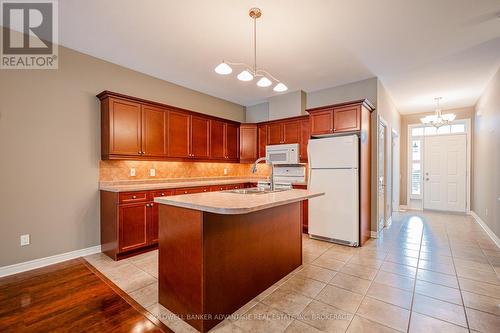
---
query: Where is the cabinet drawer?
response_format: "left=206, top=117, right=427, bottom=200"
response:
left=150, top=189, right=174, bottom=198
left=226, top=183, right=243, bottom=190
left=119, top=191, right=148, bottom=203
left=174, top=186, right=210, bottom=195
left=210, top=185, right=227, bottom=192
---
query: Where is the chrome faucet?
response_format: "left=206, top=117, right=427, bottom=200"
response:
left=251, top=157, right=274, bottom=191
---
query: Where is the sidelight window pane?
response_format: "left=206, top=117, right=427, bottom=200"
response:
left=411, top=163, right=421, bottom=195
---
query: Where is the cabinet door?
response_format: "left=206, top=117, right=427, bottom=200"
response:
left=167, top=110, right=190, bottom=158
left=190, top=116, right=210, bottom=158
left=109, top=98, right=142, bottom=156
left=119, top=203, right=148, bottom=252
left=148, top=189, right=175, bottom=245
left=210, top=120, right=225, bottom=159
left=267, top=123, right=283, bottom=145
left=224, top=123, right=239, bottom=160
left=141, top=104, right=167, bottom=157
left=283, top=120, right=300, bottom=144
left=258, top=125, right=268, bottom=158
left=240, top=124, right=258, bottom=162
left=333, top=105, right=360, bottom=132
left=310, top=109, right=334, bottom=135
left=300, top=118, right=310, bottom=161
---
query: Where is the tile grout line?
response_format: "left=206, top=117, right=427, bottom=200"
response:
left=405, top=214, right=425, bottom=333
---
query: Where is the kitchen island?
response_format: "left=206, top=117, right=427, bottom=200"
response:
left=154, top=189, right=323, bottom=332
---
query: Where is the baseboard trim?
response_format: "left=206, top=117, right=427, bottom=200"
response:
left=399, top=205, right=408, bottom=210
left=470, top=211, right=500, bottom=249
left=385, top=216, right=393, bottom=228
left=370, top=230, right=380, bottom=238
left=0, top=245, right=102, bottom=278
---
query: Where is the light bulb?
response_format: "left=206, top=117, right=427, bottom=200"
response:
left=214, top=62, right=232, bottom=75
left=257, top=77, right=272, bottom=87
left=237, top=70, right=254, bottom=81
left=273, top=83, right=288, bottom=92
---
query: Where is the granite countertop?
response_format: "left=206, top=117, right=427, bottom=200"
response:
left=99, top=177, right=268, bottom=192
left=154, top=189, right=324, bottom=214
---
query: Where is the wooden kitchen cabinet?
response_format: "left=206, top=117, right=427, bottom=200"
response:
left=300, top=118, right=310, bottom=162
left=174, top=186, right=210, bottom=195
left=190, top=115, right=210, bottom=158
left=283, top=120, right=300, bottom=144
left=267, top=123, right=283, bottom=145
left=333, top=105, right=360, bottom=132
left=258, top=124, right=268, bottom=158
left=101, top=97, right=142, bottom=158
left=210, top=120, right=225, bottom=159
left=142, top=104, right=167, bottom=158
left=239, top=124, right=258, bottom=162
left=224, top=123, right=239, bottom=160
left=309, top=108, right=334, bottom=135
left=167, top=110, right=190, bottom=158
left=118, top=202, right=149, bottom=252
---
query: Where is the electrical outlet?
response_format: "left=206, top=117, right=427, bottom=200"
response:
left=130, top=168, right=136, bottom=177
left=20, top=234, right=30, bottom=246
left=150, top=168, right=156, bottom=177
left=223, top=168, right=228, bottom=175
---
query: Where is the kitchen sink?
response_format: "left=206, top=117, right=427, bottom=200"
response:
left=224, top=188, right=288, bottom=194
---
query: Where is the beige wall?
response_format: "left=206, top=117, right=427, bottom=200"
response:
left=399, top=107, right=475, bottom=206
left=472, top=68, right=500, bottom=237
left=246, top=102, right=269, bottom=123
left=307, top=77, right=378, bottom=109
left=373, top=81, right=401, bottom=231
left=268, top=90, right=307, bottom=120
left=0, top=32, right=245, bottom=266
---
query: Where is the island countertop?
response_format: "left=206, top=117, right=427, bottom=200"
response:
left=154, top=189, right=324, bottom=214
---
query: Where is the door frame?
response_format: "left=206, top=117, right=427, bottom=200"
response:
left=378, top=116, right=389, bottom=231
left=391, top=129, right=399, bottom=213
left=406, top=119, right=471, bottom=214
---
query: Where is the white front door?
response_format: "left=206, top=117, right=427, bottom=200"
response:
left=423, top=134, right=466, bottom=212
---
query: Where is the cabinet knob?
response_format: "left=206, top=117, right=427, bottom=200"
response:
left=184, top=191, right=188, bottom=194
left=161, top=193, right=165, bottom=196
left=150, top=203, right=154, bottom=207
left=132, top=195, right=137, bottom=199
left=138, top=151, right=142, bottom=155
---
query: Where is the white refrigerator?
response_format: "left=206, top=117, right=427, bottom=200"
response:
left=308, top=135, right=359, bottom=246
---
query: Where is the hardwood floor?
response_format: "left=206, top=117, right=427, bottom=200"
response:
left=0, top=258, right=172, bottom=333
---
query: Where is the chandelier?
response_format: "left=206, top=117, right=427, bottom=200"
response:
left=420, top=97, right=456, bottom=128
left=214, top=8, right=288, bottom=92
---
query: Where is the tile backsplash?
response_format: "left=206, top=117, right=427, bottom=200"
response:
left=99, top=160, right=270, bottom=181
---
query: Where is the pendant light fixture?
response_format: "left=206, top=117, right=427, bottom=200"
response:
left=214, top=8, right=288, bottom=93
left=420, top=97, right=456, bottom=128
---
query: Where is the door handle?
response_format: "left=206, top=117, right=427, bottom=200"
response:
left=425, top=178, right=429, bottom=181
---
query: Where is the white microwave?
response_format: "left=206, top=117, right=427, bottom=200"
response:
left=266, top=143, right=300, bottom=165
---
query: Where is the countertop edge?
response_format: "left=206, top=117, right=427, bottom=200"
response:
left=153, top=191, right=324, bottom=215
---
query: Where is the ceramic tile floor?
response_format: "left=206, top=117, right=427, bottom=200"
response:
left=85, top=211, right=500, bottom=332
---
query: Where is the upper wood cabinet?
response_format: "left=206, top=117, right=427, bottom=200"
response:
left=210, top=120, right=225, bottom=159
left=98, top=91, right=241, bottom=163
left=190, top=116, right=210, bottom=158
left=283, top=120, right=300, bottom=144
left=309, top=108, right=334, bottom=135
left=299, top=118, right=310, bottom=162
left=103, top=98, right=142, bottom=158
left=167, top=110, right=190, bottom=158
left=267, top=123, right=283, bottom=145
left=333, top=105, right=360, bottom=132
left=257, top=124, right=268, bottom=158
left=142, top=104, right=167, bottom=157
left=224, top=123, right=239, bottom=160
left=239, top=124, right=258, bottom=162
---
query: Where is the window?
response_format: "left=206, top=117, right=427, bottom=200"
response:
left=410, top=140, right=422, bottom=198
left=451, top=123, right=465, bottom=133
left=437, top=125, right=450, bottom=135
left=412, top=127, right=424, bottom=137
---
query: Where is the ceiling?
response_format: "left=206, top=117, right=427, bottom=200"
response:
left=58, top=0, right=500, bottom=113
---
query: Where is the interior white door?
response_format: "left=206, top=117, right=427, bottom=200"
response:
left=423, top=134, right=466, bottom=212
left=378, top=123, right=386, bottom=229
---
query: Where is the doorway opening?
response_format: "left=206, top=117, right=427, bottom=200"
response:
left=407, top=120, right=470, bottom=213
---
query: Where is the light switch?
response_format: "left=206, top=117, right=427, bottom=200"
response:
left=150, top=168, right=156, bottom=177
left=20, top=234, right=30, bottom=246
left=130, top=168, right=136, bottom=177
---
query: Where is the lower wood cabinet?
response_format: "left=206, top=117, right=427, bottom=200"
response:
left=292, top=184, right=309, bottom=233
left=101, top=183, right=247, bottom=260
